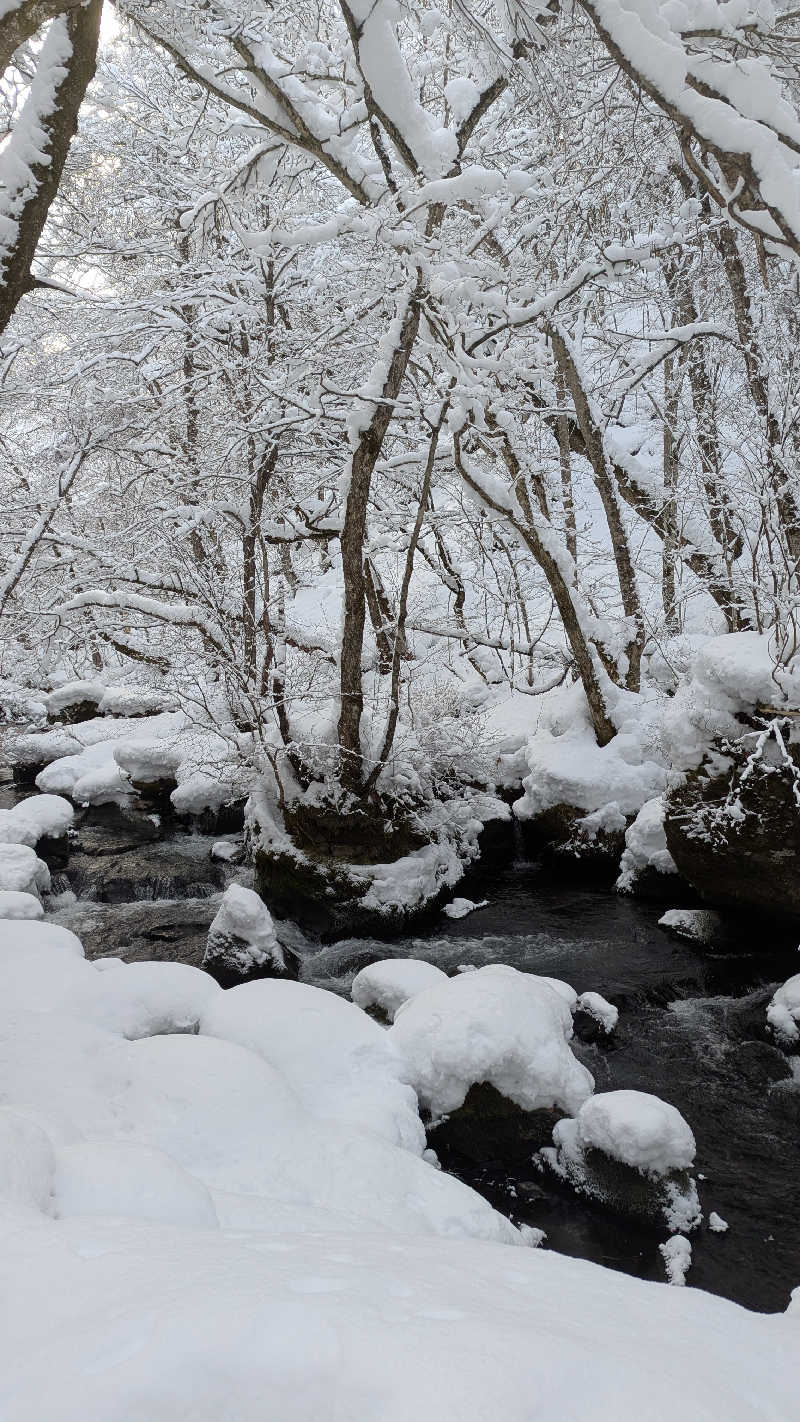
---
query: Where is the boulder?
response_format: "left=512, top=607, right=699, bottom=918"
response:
left=664, top=738, right=800, bottom=922
left=203, top=884, right=299, bottom=988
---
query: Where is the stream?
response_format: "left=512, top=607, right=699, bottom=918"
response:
left=13, top=785, right=800, bottom=1315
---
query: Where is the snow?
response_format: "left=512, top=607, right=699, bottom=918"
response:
left=514, top=683, right=667, bottom=820
left=0, top=843, right=50, bottom=898
left=567, top=1090, right=696, bottom=1176
left=443, top=896, right=489, bottom=919
left=659, top=909, right=724, bottom=944
left=203, top=884, right=288, bottom=979
left=660, top=1234, right=693, bottom=1287
left=709, top=1212, right=730, bottom=1233
left=53, top=1141, right=219, bottom=1229
left=617, top=796, right=677, bottom=891
left=388, top=965, right=594, bottom=1117
left=0, top=918, right=84, bottom=958
left=201, top=979, right=424, bottom=1154
left=767, top=973, right=800, bottom=1047
left=577, top=991, right=618, bottom=1034
left=0, top=922, right=795, bottom=1416
left=351, top=957, right=448, bottom=1021
left=0, top=890, right=43, bottom=920
left=0, top=794, right=74, bottom=846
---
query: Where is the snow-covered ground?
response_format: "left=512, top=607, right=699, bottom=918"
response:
left=0, top=896, right=797, bottom=1417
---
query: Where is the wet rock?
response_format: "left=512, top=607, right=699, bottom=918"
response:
left=768, top=1079, right=800, bottom=1126
left=64, top=842, right=224, bottom=904
left=427, top=1082, right=562, bottom=1169
left=74, top=803, right=162, bottom=856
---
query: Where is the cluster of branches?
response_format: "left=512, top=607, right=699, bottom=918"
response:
left=3, top=0, right=800, bottom=810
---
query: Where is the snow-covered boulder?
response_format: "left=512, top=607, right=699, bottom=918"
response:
left=0, top=794, right=74, bottom=847
left=389, top=966, right=593, bottom=1162
left=351, top=957, right=448, bottom=1022
left=201, top=978, right=424, bottom=1154
left=541, top=1089, right=701, bottom=1232
left=658, top=908, right=725, bottom=944
left=767, top=973, right=800, bottom=1048
left=0, top=918, right=84, bottom=958
left=0, top=1109, right=56, bottom=1215
left=575, top=991, right=618, bottom=1036
left=616, top=797, right=677, bottom=893
left=0, top=890, right=44, bottom=920
left=203, top=884, right=297, bottom=988
left=0, top=843, right=50, bottom=899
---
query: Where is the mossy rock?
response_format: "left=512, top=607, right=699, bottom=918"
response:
left=664, top=742, right=800, bottom=922
left=541, top=1144, right=698, bottom=1231
left=427, top=1083, right=562, bottom=1168
left=518, top=803, right=627, bottom=881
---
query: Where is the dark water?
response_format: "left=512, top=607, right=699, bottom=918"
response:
left=26, top=780, right=800, bottom=1314
left=305, top=861, right=800, bottom=1314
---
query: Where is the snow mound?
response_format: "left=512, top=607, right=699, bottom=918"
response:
left=203, top=884, right=289, bottom=981
left=389, top=964, right=594, bottom=1117
left=570, top=1090, right=696, bottom=1175
left=53, top=1140, right=219, bottom=1228
left=351, top=957, right=448, bottom=1021
left=201, top=978, right=424, bottom=1154
left=616, top=797, right=677, bottom=891
left=0, top=890, right=43, bottom=920
left=0, top=918, right=84, bottom=958
left=0, top=843, right=50, bottom=898
left=658, top=908, right=724, bottom=944
left=0, top=793, right=74, bottom=845
left=0, top=1109, right=56, bottom=1214
left=767, top=973, right=800, bottom=1047
left=514, top=683, right=667, bottom=821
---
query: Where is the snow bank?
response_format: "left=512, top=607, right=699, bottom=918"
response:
left=767, top=973, right=800, bottom=1047
left=617, top=797, right=677, bottom=891
left=0, top=794, right=74, bottom=845
left=0, top=1215, right=796, bottom=1421
left=389, top=965, right=594, bottom=1117
left=201, top=978, right=424, bottom=1154
left=351, top=957, right=448, bottom=1021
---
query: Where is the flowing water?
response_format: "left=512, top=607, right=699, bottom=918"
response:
left=20, top=783, right=800, bottom=1314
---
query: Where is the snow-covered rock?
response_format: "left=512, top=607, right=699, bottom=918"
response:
left=709, top=1211, right=729, bottom=1233
left=0, top=843, right=50, bottom=899
left=389, top=965, right=594, bottom=1117
left=658, top=908, right=725, bottom=944
left=203, top=884, right=294, bottom=987
left=542, top=1090, right=701, bottom=1232
left=351, top=957, right=448, bottom=1022
left=0, top=890, right=44, bottom=920
left=576, top=991, right=618, bottom=1035
left=569, top=1090, right=696, bottom=1175
left=616, top=797, right=677, bottom=892
left=767, top=973, right=800, bottom=1047
left=443, top=896, right=488, bottom=919
left=201, top=978, right=424, bottom=1154
left=0, top=794, right=74, bottom=846
left=0, top=918, right=84, bottom=958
